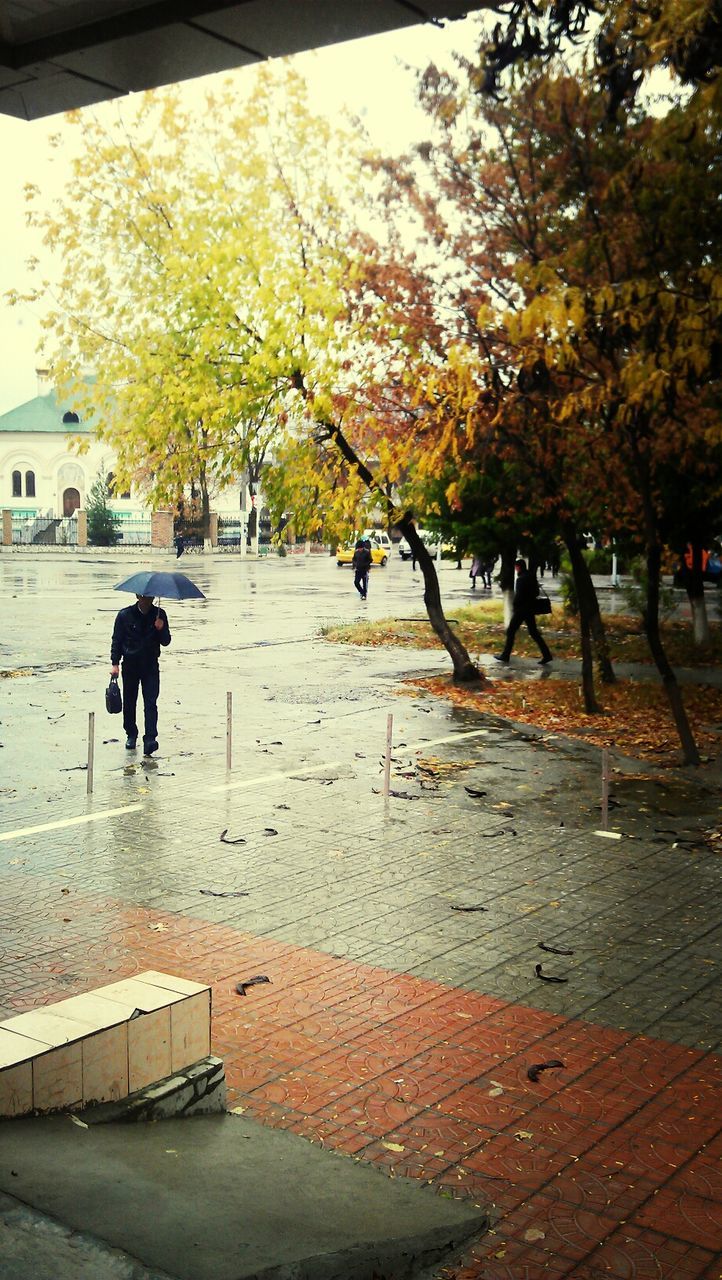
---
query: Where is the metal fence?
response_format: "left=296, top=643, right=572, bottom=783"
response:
left=217, top=514, right=274, bottom=552
left=9, top=512, right=152, bottom=546
left=113, top=518, right=151, bottom=546
left=11, top=513, right=77, bottom=546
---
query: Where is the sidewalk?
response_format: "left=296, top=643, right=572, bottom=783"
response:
left=1, top=688, right=721, bottom=1279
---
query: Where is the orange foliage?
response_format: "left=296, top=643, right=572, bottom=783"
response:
left=405, top=675, right=722, bottom=767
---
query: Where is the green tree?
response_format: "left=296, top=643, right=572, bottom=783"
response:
left=86, top=467, right=119, bottom=546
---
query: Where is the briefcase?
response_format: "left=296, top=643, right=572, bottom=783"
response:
left=105, top=674, right=122, bottom=714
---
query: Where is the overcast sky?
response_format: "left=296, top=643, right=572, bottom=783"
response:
left=0, top=15, right=481, bottom=416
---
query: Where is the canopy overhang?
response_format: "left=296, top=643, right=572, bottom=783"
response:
left=0, top=0, right=489, bottom=121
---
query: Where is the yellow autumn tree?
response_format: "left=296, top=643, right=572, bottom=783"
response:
left=14, top=64, right=365, bottom=535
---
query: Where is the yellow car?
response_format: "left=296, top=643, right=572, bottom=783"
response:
left=336, top=539, right=389, bottom=567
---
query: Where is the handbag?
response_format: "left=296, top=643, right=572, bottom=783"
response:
left=534, top=589, right=552, bottom=616
left=105, top=674, right=122, bottom=714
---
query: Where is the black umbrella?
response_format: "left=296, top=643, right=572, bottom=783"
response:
left=113, top=570, right=205, bottom=601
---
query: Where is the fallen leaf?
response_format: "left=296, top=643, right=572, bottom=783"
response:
left=69, top=1114, right=89, bottom=1129
left=535, top=963, right=568, bottom=984
left=230, top=1106, right=247, bottom=1114
left=149, top=922, right=169, bottom=932
left=235, top=975, right=271, bottom=996
left=524, top=1228, right=546, bottom=1243
left=538, top=942, right=574, bottom=956
left=514, top=1130, right=533, bottom=1141
left=527, top=1059, right=565, bottom=1083
left=382, top=1141, right=405, bottom=1153
left=488, top=1086, right=504, bottom=1098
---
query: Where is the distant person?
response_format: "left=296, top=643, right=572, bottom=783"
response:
left=469, top=555, right=482, bottom=589
left=494, top=558, right=552, bottom=666
left=110, top=594, right=171, bottom=755
left=174, top=532, right=185, bottom=559
left=548, top=543, right=561, bottom=577
left=352, top=539, right=372, bottom=601
left=481, top=556, right=496, bottom=589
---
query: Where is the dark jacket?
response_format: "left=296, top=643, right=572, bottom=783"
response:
left=352, top=546, right=372, bottom=573
left=512, top=568, right=539, bottom=614
left=111, top=603, right=171, bottom=667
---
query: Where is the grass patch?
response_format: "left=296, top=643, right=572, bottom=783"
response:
left=321, top=600, right=722, bottom=669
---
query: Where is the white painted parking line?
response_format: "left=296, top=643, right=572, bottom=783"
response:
left=210, top=760, right=343, bottom=794
left=0, top=729, right=492, bottom=843
left=403, top=728, right=489, bottom=752
left=0, top=804, right=144, bottom=843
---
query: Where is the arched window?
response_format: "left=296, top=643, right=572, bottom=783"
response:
left=25, top=470, right=36, bottom=498
left=62, top=411, right=79, bottom=424
left=12, top=470, right=21, bottom=497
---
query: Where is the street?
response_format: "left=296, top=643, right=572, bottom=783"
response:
left=1, top=551, right=721, bottom=1280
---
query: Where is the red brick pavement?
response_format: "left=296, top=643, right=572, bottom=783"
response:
left=3, top=893, right=721, bottom=1279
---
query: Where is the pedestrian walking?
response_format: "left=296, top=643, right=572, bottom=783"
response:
left=481, top=555, right=496, bottom=589
left=469, top=555, right=482, bottom=589
left=494, top=558, right=552, bottom=665
left=110, top=594, right=171, bottom=755
left=174, top=532, right=185, bottom=559
left=352, top=538, right=372, bottom=601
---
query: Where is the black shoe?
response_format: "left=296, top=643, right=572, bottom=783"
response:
left=143, top=739, right=159, bottom=756
left=125, top=736, right=137, bottom=750
left=539, top=656, right=553, bottom=665
left=493, top=654, right=509, bottom=664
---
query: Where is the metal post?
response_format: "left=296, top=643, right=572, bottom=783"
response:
left=611, top=552, right=619, bottom=588
left=383, top=713, right=393, bottom=799
left=86, top=711, right=95, bottom=796
left=601, top=748, right=610, bottom=830
left=226, top=692, right=233, bottom=770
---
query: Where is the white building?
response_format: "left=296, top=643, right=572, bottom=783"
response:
left=0, top=372, right=268, bottom=548
left=0, top=371, right=144, bottom=541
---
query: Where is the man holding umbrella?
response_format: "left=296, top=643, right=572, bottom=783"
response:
left=110, top=594, right=171, bottom=755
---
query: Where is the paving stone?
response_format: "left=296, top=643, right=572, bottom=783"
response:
left=3, top=556, right=722, bottom=1280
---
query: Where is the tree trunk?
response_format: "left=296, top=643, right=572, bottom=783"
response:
left=399, top=517, right=482, bottom=682
left=199, top=468, right=211, bottom=547
left=315, top=415, right=482, bottom=683
left=499, top=542, right=516, bottom=626
left=690, top=594, right=711, bottom=646
left=685, top=543, right=711, bottom=646
left=644, top=544, right=700, bottom=765
left=563, top=530, right=602, bottom=712
left=563, top=526, right=616, bottom=686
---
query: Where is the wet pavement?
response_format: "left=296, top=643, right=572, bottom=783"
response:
left=1, top=552, right=721, bottom=1279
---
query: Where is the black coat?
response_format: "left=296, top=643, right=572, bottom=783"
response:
left=352, top=546, right=372, bottom=573
left=512, top=568, right=539, bottom=614
left=111, top=603, right=171, bottom=668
